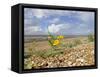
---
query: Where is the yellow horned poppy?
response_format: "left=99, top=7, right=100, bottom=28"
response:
left=53, top=40, right=60, bottom=46
left=57, top=35, right=64, bottom=39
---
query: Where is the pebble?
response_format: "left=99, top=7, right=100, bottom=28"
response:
left=24, top=43, right=94, bottom=69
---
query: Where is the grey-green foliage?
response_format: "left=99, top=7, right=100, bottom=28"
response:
left=88, top=34, right=94, bottom=42
left=64, top=39, right=82, bottom=48
left=74, top=39, right=82, bottom=45
left=66, top=43, right=76, bottom=48
left=24, top=60, right=32, bottom=69
left=32, top=48, right=63, bottom=58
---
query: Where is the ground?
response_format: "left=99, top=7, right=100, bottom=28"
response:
left=24, top=36, right=95, bottom=69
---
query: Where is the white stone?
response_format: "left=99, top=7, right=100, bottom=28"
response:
left=91, top=50, right=94, bottom=54
left=76, top=58, right=84, bottom=62
left=67, top=61, right=72, bottom=65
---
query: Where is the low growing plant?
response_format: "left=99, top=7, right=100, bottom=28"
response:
left=88, top=34, right=94, bottom=42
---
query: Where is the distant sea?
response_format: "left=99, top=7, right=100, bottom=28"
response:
left=24, top=35, right=88, bottom=43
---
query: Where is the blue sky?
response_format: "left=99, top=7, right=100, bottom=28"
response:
left=24, top=8, right=94, bottom=35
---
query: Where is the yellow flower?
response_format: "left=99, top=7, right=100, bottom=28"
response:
left=53, top=40, right=60, bottom=46
left=57, top=35, right=64, bottom=39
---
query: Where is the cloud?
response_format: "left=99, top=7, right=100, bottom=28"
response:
left=24, top=8, right=34, bottom=19
left=76, top=11, right=94, bottom=23
left=31, top=9, right=72, bottom=19
left=49, top=18, right=59, bottom=24
left=32, top=9, right=46, bottom=19
left=25, top=8, right=94, bottom=22
left=68, top=23, right=94, bottom=35
left=48, top=23, right=70, bottom=34
left=24, top=8, right=49, bottom=19
left=24, top=26, right=42, bottom=35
